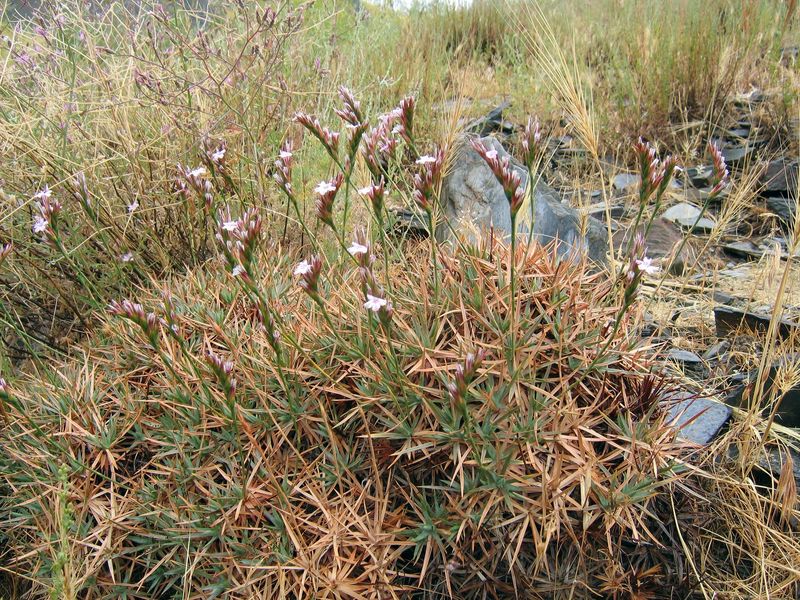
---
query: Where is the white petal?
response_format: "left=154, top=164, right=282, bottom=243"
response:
left=348, top=242, right=369, bottom=256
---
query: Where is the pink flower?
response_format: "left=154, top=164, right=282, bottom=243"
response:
left=188, top=166, right=207, bottom=179
left=294, top=259, right=313, bottom=276
left=211, top=148, right=226, bottom=163
left=348, top=242, right=369, bottom=257
left=32, top=215, right=49, bottom=234
left=232, top=265, right=246, bottom=277
left=127, top=200, right=139, bottom=213
left=315, top=181, right=337, bottom=196
left=635, top=256, right=659, bottom=275
left=33, top=185, right=52, bottom=201
left=416, top=155, right=436, bottom=165
left=120, top=252, right=134, bottom=263
left=364, top=294, right=387, bottom=312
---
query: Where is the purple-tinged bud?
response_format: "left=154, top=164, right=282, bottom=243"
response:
left=294, top=111, right=340, bottom=161
left=521, top=116, right=542, bottom=169
left=0, top=242, right=12, bottom=267
left=708, top=142, right=729, bottom=196
left=294, top=255, right=323, bottom=299
left=108, top=299, right=161, bottom=347
left=314, top=173, right=344, bottom=229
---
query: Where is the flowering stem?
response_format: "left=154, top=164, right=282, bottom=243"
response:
left=509, top=215, right=517, bottom=374
left=427, top=212, right=440, bottom=298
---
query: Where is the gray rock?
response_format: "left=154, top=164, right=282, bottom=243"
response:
left=436, top=136, right=609, bottom=265
left=663, top=392, right=732, bottom=445
left=766, top=196, right=797, bottom=226
left=761, top=159, right=798, bottom=196
left=684, top=165, right=714, bottom=188
left=612, top=173, right=640, bottom=194
left=613, top=218, right=687, bottom=274
left=662, top=202, right=715, bottom=233
left=702, top=340, right=730, bottom=361
left=714, top=306, right=799, bottom=340
left=726, top=354, right=800, bottom=429
left=667, top=348, right=703, bottom=366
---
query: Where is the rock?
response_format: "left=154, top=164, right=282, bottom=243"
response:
left=390, top=207, right=428, bottom=239
left=667, top=348, right=703, bottom=366
left=702, top=340, right=730, bottom=361
left=766, top=196, right=797, bottom=225
left=436, top=136, right=609, bottom=265
left=613, top=218, right=687, bottom=275
left=757, top=449, right=800, bottom=504
left=612, top=173, right=639, bottom=194
left=714, top=306, right=799, bottom=340
left=663, top=392, right=732, bottom=445
left=726, top=354, right=800, bottom=428
left=464, top=100, right=514, bottom=137
left=684, top=165, right=714, bottom=188
left=712, top=291, right=735, bottom=305
left=761, top=159, right=798, bottom=196
left=723, top=239, right=766, bottom=260
left=587, top=202, right=626, bottom=221
left=662, top=202, right=715, bottom=233
left=719, top=144, right=755, bottom=168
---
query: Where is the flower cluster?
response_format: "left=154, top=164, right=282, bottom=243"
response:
left=314, top=173, right=344, bottom=229
left=108, top=299, right=160, bottom=348
left=471, top=139, right=525, bottom=217
left=412, top=147, right=445, bottom=214
left=205, top=351, right=237, bottom=403
left=294, top=255, right=323, bottom=301
left=200, top=138, right=227, bottom=172
left=622, top=233, right=659, bottom=305
left=632, top=138, right=678, bottom=203
left=447, top=348, right=487, bottom=405
left=354, top=230, right=392, bottom=325
left=71, top=171, right=92, bottom=216
left=273, top=140, right=295, bottom=201
left=31, top=185, right=62, bottom=244
left=215, top=206, right=262, bottom=278
left=707, top=141, right=729, bottom=196
left=362, top=115, right=399, bottom=182
left=294, top=111, right=340, bottom=162
left=359, top=179, right=387, bottom=219
left=396, top=95, right=415, bottom=147
left=178, top=164, right=214, bottom=210
left=520, top=116, right=542, bottom=170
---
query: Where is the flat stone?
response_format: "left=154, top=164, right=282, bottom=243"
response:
left=702, top=340, right=730, bottom=360
left=662, top=202, right=715, bottom=233
left=663, top=392, right=732, bottom=445
left=723, top=239, right=768, bottom=260
left=761, top=159, right=798, bottom=195
left=714, top=306, right=799, bottom=340
left=613, top=218, right=687, bottom=275
left=766, top=196, right=796, bottom=225
left=436, top=135, right=609, bottom=265
left=667, top=348, right=703, bottom=366
left=719, top=144, right=755, bottom=168
left=726, top=354, right=800, bottom=428
left=684, top=165, right=714, bottom=188
left=612, top=173, right=639, bottom=193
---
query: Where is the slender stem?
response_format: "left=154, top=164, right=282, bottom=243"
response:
left=509, top=215, right=517, bottom=374
left=428, top=211, right=440, bottom=299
